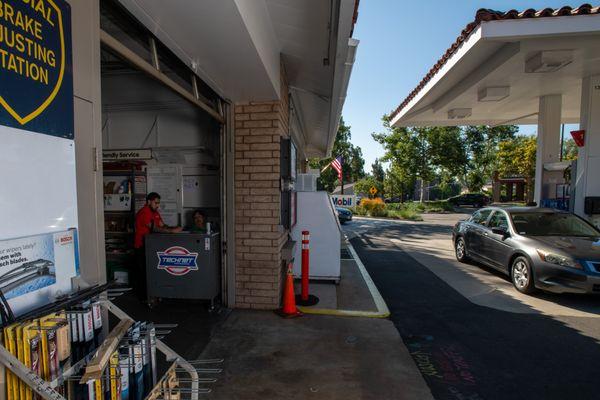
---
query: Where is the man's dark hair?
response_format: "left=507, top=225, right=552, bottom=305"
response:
left=146, top=192, right=161, bottom=202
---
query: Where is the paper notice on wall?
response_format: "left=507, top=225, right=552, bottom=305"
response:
left=147, top=166, right=180, bottom=203
left=135, top=176, right=147, bottom=195
left=147, top=166, right=182, bottom=227
left=0, top=230, right=79, bottom=316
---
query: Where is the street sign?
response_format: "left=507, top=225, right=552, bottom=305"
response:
left=369, top=186, right=378, bottom=196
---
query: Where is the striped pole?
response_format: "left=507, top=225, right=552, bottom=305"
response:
left=296, top=231, right=319, bottom=306
left=301, top=231, right=310, bottom=301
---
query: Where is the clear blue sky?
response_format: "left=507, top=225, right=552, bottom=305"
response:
left=343, top=1, right=582, bottom=172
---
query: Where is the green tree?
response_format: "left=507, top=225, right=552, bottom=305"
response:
left=308, top=117, right=365, bottom=192
left=384, top=162, right=415, bottom=201
left=354, top=177, right=384, bottom=197
left=373, top=118, right=428, bottom=201
left=427, top=126, right=468, bottom=178
left=463, top=125, right=518, bottom=191
left=371, top=158, right=385, bottom=183
left=497, top=136, right=537, bottom=203
left=349, top=146, right=366, bottom=182
left=562, top=138, right=578, bottom=161
left=373, top=116, right=467, bottom=201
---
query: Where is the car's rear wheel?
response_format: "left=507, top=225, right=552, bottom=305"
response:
left=511, top=256, right=536, bottom=294
left=455, top=237, right=469, bottom=262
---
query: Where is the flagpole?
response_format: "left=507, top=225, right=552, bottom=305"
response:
left=341, top=161, right=344, bottom=195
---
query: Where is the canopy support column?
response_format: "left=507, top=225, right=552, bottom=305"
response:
left=534, top=95, right=562, bottom=205
left=574, top=75, right=600, bottom=225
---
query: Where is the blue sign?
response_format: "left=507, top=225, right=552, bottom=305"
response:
left=157, top=246, right=199, bottom=276
left=0, top=0, right=73, bottom=139
left=0, top=229, right=78, bottom=316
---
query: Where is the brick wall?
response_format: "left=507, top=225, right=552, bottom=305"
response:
left=233, top=69, right=289, bottom=309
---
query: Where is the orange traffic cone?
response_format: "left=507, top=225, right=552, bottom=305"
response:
left=275, top=264, right=302, bottom=318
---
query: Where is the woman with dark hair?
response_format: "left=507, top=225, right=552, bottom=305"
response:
left=189, top=210, right=208, bottom=233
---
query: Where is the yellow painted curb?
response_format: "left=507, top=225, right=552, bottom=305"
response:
left=297, top=240, right=391, bottom=319
left=297, top=306, right=390, bottom=319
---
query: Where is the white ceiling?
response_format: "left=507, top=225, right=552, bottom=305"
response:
left=116, top=0, right=358, bottom=158
left=265, top=0, right=357, bottom=158
left=265, top=0, right=334, bottom=158
left=116, top=0, right=280, bottom=101
left=266, top=0, right=332, bottom=97
left=392, top=15, right=600, bottom=128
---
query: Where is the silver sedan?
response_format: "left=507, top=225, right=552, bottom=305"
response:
left=452, top=207, right=600, bottom=294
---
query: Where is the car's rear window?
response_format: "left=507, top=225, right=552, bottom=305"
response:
left=510, top=212, right=600, bottom=237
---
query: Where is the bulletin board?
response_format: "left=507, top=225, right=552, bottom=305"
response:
left=147, top=165, right=183, bottom=226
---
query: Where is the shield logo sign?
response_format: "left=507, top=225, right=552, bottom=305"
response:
left=0, top=0, right=67, bottom=128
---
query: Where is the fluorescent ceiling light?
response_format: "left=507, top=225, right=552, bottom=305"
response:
left=525, top=50, right=573, bottom=73
left=448, top=108, right=472, bottom=119
left=478, top=86, right=510, bottom=102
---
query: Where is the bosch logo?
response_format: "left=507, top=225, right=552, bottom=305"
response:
left=157, top=246, right=199, bottom=276
left=59, top=236, right=73, bottom=245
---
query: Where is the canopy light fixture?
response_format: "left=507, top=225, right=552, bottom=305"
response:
left=525, top=50, right=573, bottom=73
left=448, top=108, right=472, bottom=119
left=478, top=86, right=510, bottom=102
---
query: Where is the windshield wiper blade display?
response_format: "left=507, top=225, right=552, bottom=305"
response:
left=0, top=259, right=55, bottom=293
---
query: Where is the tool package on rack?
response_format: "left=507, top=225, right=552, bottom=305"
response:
left=0, top=285, right=222, bottom=400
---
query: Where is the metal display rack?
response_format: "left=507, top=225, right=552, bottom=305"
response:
left=103, top=166, right=147, bottom=285
left=0, top=286, right=221, bottom=400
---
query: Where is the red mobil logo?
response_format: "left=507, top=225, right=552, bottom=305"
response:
left=157, top=246, right=199, bottom=276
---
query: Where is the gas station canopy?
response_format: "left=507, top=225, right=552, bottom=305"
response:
left=390, top=5, right=600, bottom=128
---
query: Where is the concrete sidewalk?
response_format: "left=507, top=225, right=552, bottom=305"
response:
left=199, top=310, right=433, bottom=400
left=294, top=241, right=384, bottom=316
left=194, top=237, right=433, bottom=399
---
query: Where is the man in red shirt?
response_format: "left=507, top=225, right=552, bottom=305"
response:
left=134, top=192, right=182, bottom=299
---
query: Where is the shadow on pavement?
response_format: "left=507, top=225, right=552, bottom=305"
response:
left=351, top=232, right=600, bottom=400
left=355, top=222, right=600, bottom=317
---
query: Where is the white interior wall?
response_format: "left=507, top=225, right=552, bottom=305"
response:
left=101, top=72, right=221, bottom=228
left=101, top=73, right=218, bottom=152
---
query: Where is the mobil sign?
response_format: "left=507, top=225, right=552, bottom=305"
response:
left=330, top=195, right=356, bottom=208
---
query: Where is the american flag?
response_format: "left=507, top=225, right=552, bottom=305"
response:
left=331, top=156, right=343, bottom=180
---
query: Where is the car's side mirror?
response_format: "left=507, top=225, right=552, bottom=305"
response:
left=492, top=227, right=509, bottom=237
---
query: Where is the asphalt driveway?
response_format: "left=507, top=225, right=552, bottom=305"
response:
left=345, top=214, right=600, bottom=400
